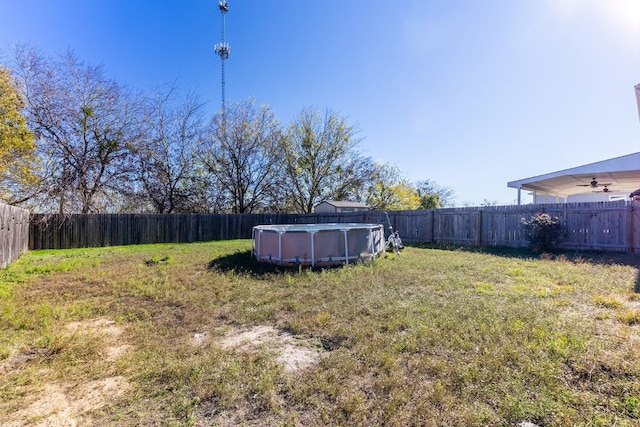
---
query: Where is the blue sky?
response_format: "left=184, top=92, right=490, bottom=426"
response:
left=1, top=0, right=639, bottom=206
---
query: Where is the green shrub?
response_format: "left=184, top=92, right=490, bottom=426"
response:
left=520, top=213, right=567, bottom=253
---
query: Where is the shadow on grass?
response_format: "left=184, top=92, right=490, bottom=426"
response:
left=208, top=244, right=640, bottom=290
left=406, top=241, right=640, bottom=291
left=407, top=241, right=638, bottom=264
left=207, top=250, right=345, bottom=276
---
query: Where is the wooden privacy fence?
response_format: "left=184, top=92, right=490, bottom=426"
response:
left=29, top=213, right=299, bottom=250
left=0, top=203, right=30, bottom=268
left=28, top=201, right=640, bottom=253
left=391, top=201, right=640, bottom=252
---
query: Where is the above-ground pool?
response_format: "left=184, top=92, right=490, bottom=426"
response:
left=252, top=223, right=385, bottom=267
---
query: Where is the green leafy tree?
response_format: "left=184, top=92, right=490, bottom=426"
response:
left=419, top=193, right=440, bottom=209
left=416, top=179, right=455, bottom=208
left=366, top=162, right=420, bottom=210
left=0, top=64, right=36, bottom=203
left=279, top=107, right=362, bottom=213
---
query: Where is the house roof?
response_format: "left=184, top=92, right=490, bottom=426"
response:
left=507, top=152, right=640, bottom=198
left=317, top=200, right=369, bottom=208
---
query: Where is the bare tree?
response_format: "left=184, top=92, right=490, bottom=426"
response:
left=200, top=99, right=283, bottom=213
left=13, top=45, right=142, bottom=213
left=129, top=88, right=204, bottom=213
left=328, top=154, right=375, bottom=203
left=279, top=107, right=362, bottom=213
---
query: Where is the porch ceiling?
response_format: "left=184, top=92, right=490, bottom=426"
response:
left=507, top=152, right=640, bottom=198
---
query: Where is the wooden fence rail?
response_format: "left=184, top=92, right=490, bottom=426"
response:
left=0, top=203, right=30, bottom=268
left=27, top=201, right=640, bottom=253
left=389, top=201, right=640, bottom=252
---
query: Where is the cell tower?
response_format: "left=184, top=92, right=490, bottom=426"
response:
left=214, top=1, right=230, bottom=114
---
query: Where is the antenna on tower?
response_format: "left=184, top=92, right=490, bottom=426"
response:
left=214, top=1, right=230, bottom=115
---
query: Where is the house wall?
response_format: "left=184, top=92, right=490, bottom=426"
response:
left=566, top=191, right=629, bottom=203
left=533, top=192, right=630, bottom=204
left=337, top=207, right=367, bottom=213
left=314, top=203, right=336, bottom=213
left=533, top=194, right=565, bottom=204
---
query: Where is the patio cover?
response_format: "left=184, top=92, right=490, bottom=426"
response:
left=636, top=83, right=640, bottom=122
left=507, top=152, right=640, bottom=204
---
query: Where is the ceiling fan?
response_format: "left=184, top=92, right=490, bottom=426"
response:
left=593, top=185, right=612, bottom=193
left=577, top=177, right=612, bottom=189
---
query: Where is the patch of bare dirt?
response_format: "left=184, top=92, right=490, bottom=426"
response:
left=3, top=317, right=131, bottom=427
left=7, top=321, right=323, bottom=426
left=191, top=330, right=211, bottom=347
left=8, top=377, right=129, bottom=427
left=194, top=325, right=324, bottom=373
left=191, top=325, right=325, bottom=426
left=0, top=347, right=49, bottom=374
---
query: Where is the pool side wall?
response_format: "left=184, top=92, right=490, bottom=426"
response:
left=252, top=224, right=385, bottom=266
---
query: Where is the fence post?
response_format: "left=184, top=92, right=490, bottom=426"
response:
left=476, top=210, right=483, bottom=246
left=430, top=210, right=435, bottom=243
left=0, top=203, right=29, bottom=267
left=627, top=203, right=635, bottom=253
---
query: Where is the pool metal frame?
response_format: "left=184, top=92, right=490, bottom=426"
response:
left=252, top=223, right=385, bottom=267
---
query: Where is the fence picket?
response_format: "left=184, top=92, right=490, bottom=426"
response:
left=0, top=203, right=30, bottom=267
left=21, top=201, right=640, bottom=253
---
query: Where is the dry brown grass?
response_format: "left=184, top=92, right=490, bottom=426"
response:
left=1, top=241, right=640, bottom=426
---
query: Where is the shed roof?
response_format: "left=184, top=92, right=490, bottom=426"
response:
left=507, top=152, right=640, bottom=198
left=317, top=200, right=369, bottom=208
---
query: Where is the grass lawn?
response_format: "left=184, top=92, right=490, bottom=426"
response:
left=1, top=240, right=640, bottom=426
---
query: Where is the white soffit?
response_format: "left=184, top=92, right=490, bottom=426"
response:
left=507, top=152, right=640, bottom=197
